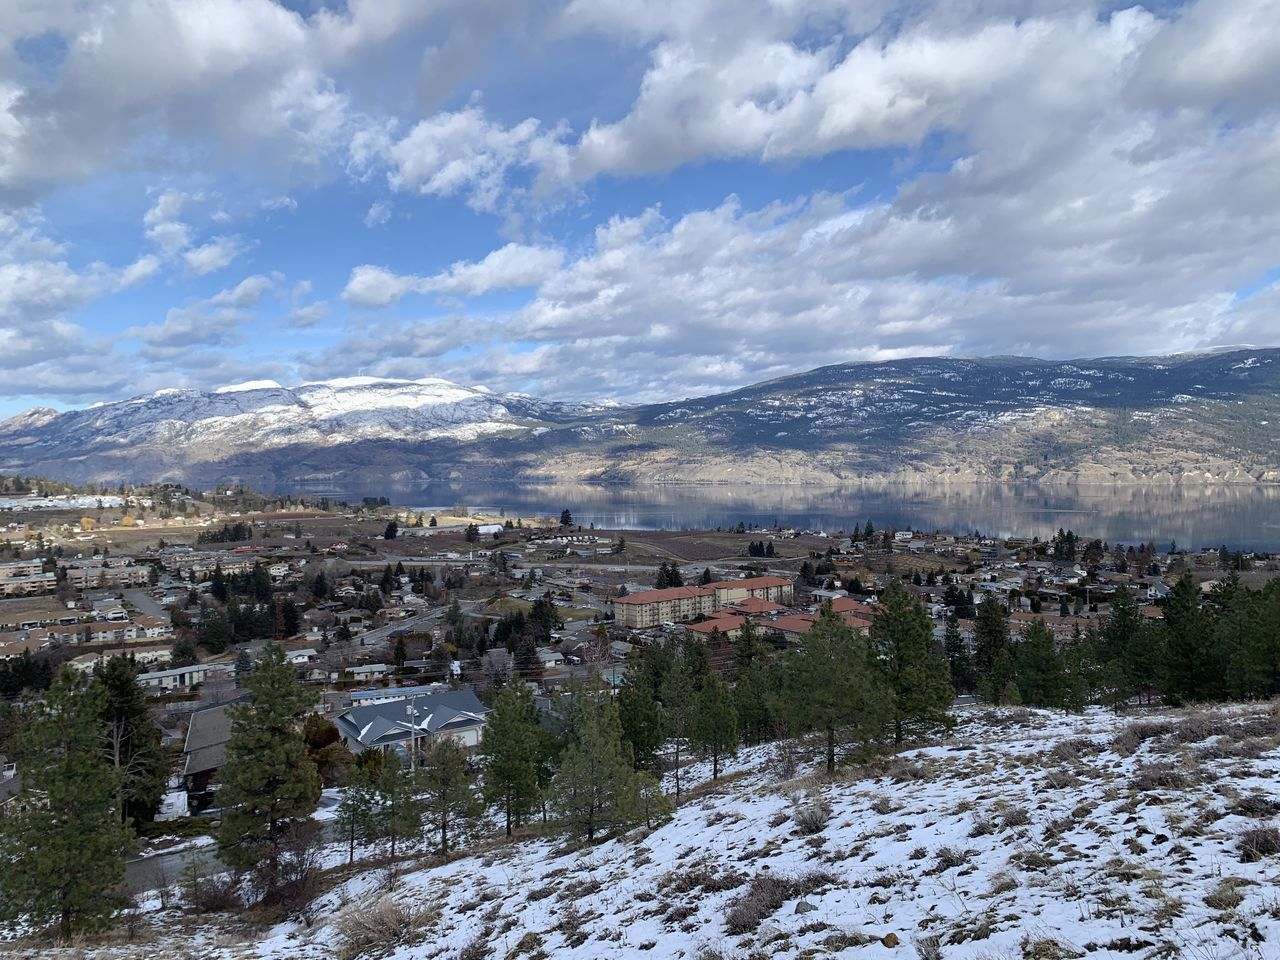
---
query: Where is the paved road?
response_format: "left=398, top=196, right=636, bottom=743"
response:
left=125, top=841, right=220, bottom=895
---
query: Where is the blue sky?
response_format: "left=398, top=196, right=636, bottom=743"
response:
left=0, top=0, right=1278, bottom=418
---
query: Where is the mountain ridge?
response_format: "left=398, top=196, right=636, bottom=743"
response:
left=2, top=350, right=1278, bottom=487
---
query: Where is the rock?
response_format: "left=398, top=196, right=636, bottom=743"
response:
left=795, top=900, right=817, bottom=914
left=881, top=933, right=900, bottom=947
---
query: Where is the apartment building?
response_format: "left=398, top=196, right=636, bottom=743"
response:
left=610, top=575, right=795, bottom=629
left=59, top=561, right=152, bottom=589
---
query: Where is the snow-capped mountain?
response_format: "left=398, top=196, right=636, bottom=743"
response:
left=1, top=350, right=1278, bottom=487
left=0, top=376, right=597, bottom=452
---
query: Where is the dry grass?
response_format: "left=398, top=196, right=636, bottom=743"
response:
left=333, top=897, right=437, bottom=960
left=724, top=870, right=838, bottom=934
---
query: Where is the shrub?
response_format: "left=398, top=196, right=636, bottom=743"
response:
left=932, top=846, right=968, bottom=872
left=793, top=797, right=833, bottom=836
left=1170, top=714, right=1230, bottom=743
left=1131, top=763, right=1189, bottom=792
left=870, top=794, right=897, bottom=815
left=724, top=870, right=837, bottom=934
left=1238, top=826, right=1280, bottom=863
left=1204, top=881, right=1245, bottom=912
left=1000, top=806, right=1031, bottom=829
left=334, top=898, right=434, bottom=960
left=1112, top=720, right=1172, bottom=754
left=1231, top=795, right=1280, bottom=819
left=1050, top=738, right=1096, bottom=762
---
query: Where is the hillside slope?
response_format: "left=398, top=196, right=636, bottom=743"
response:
left=1, top=350, right=1278, bottom=486
left=30, top=703, right=1280, bottom=960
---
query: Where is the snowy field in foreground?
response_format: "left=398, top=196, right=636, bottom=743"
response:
left=12, top=702, right=1280, bottom=960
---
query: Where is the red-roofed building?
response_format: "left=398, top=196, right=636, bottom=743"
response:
left=610, top=576, right=795, bottom=628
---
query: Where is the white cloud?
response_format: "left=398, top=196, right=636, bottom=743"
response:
left=118, top=254, right=161, bottom=289
left=342, top=243, right=564, bottom=307
left=183, top=236, right=249, bottom=276
left=363, top=200, right=391, bottom=227
left=208, top=274, right=275, bottom=308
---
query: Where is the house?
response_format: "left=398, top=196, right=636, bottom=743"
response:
left=137, top=662, right=233, bottom=691
left=333, top=688, right=489, bottom=756
left=181, top=700, right=240, bottom=812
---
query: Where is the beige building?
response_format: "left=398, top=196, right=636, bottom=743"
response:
left=611, top=576, right=794, bottom=629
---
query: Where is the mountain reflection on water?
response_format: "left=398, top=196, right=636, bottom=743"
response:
left=287, top=481, right=1280, bottom=552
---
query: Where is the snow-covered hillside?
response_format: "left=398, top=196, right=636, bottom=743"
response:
left=0, top=377, right=601, bottom=461
left=34, top=702, right=1280, bottom=960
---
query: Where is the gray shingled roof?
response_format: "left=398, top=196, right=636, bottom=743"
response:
left=182, top=700, right=237, bottom=778
left=334, top=688, right=488, bottom=749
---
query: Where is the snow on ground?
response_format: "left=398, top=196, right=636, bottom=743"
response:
left=13, top=703, right=1280, bottom=960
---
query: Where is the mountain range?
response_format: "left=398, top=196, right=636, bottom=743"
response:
left=1, top=349, right=1278, bottom=488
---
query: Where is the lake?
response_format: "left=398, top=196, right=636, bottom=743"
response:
left=290, top=481, right=1280, bottom=552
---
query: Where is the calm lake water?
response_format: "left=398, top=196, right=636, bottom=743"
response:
left=293, top=481, right=1280, bottom=552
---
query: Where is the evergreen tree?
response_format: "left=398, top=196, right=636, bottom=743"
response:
left=871, top=580, right=953, bottom=747
left=420, top=737, right=478, bottom=854
left=0, top=673, right=131, bottom=938
left=943, top=616, right=976, bottom=694
left=972, top=595, right=1010, bottom=699
left=373, top=761, right=425, bottom=870
left=479, top=685, right=542, bottom=837
left=383, top=520, right=398, bottom=541
left=560, top=509, right=573, bottom=527
left=779, top=610, right=890, bottom=774
left=618, top=666, right=666, bottom=772
left=335, top=766, right=378, bottom=866
left=92, top=657, right=169, bottom=826
left=691, top=671, right=737, bottom=779
left=215, top=642, right=320, bottom=896
left=734, top=662, right=777, bottom=746
left=1012, top=620, right=1063, bottom=708
left=553, top=681, right=639, bottom=842
left=392, top=635, right=407, bottom=673
left=733, top=620, right=768, bottom=676
left=699, top=567, right=714, bottom=585
left=658, top=652, right=696, bottom=800
left=210, top=563, right=228, bottom=603
left=1163, top=574, right=1212, bottom=703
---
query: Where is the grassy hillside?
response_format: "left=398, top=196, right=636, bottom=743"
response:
left=24, top=702, right=1280, bottom=959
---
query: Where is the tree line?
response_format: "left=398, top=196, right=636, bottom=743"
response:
left=945, top=574, right=1280, bottom=709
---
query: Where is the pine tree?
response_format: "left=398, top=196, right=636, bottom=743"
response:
left=972, top=595, right=1010, bottom=701
left=373, top=761, right=425, bottom=871
left=943, top=615, right=975, bottom=694
left=0, top=673, right=131, bottom=938
left=553, top=681, right=639, bottom=841
left=659, top=652, right=696, bottom=800
left=420, top=737, right=478, bottom=854
left=779, top=610, right=890, bottom=774
left=733, top=619, right=768, bottom=676
left=215, top=641, right=320, bottom=896
left=734, top=662, right=777, bottom=746
left=618, top=665, right=666, bottom=772
left=871, top=580, right=954, bottom=747
left=336, top=766, right=378, bottom=866
left=1012, top=619, right=1063, bottom=708
left=92, top=656, right=169, bottom=826
left=480, top=685, right=541, bottom=836
left=691, top=671, right=737, bottom=779
left=1163, top=574, right=1212, bottom=703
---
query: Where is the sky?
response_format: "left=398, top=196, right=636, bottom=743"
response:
left=0, top=0, right=1278, bottom=419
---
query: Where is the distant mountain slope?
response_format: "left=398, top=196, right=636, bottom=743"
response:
left=2, top=350, right=1278, bottom=486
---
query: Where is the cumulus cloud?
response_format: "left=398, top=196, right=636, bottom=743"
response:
left=183, top=236, right=250, bottom=276
left=342, top=243, right=565, bottom=307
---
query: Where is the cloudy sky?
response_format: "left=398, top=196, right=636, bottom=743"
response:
left=1, top=0, right=1278, bottom=417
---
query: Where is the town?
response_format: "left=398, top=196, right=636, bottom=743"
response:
left=2, top=477, right=1280, bottom=953
left=2, top=483, right=1276, bottom=804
